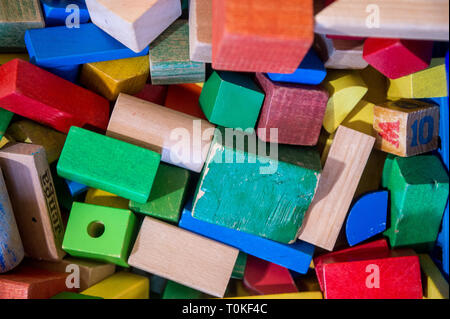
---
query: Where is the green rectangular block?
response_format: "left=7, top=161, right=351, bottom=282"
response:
left=162, top=280, right=203, bottom=299
left=62, top=202, right=138, bottom=267
left=231, top=251, right=247, bottom=280
left=192, top=127, right=322, bottom=244
left=129, top=163, right=190, bottom=223
left=57, top=126, right=160, bottom=203
left=51, top=292, right=103, bottom=299
left=0, top=108, right=13, bottom=139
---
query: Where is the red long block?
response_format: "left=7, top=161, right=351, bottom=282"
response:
left=212, top=0, right=314, bottom=73
left=362, top=38, right=433, bottom=79
left=243, top=255, right=298, bottom=295
left=255, top=73, right=328, bottom=145
left=0, top=59, right=109, bottom=133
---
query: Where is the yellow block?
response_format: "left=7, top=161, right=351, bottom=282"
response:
left=419, top=254, right=449, bottom=299
left=80, top=56, right=150, bottom=101
left=0, top=53, right=29, bottom=65
left=85, top=188, right=130, bottom=209
left=227, top=292, right=323, bottom=299
left=0, top=134, right=14, bottom=149
left=81, top=271, right=149, bottom=299
left=388, top=58, right=448, bottom=99
left=359, top=66, right=387, bottom=104
left=322, top=70, right=368, bottom=133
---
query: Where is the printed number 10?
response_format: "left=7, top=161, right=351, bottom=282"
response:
left=410, top=116, right=434, bottom=147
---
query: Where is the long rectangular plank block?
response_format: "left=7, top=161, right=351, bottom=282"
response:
left=298, top=126, right=375, bottom=251
left=189, top=0, right=212, bottom=63
left=128, top=216, right=239, bottom=298
left=57, top=126, right=161, bottom=203
left=0, top=59, right=109, bottom=133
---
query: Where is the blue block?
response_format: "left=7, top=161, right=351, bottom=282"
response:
left=43, top=64, right=80, bottom=83
left=267, top=49, right=327, bottom=85
left=345, top=191, right=388, bottom=246
left=65, top=179, right=88, bottom=197
left=41, top=0, right=90, bottom=27
left=179, top=201, right=314, bottom=274
left=436, top=203, right=449, bottom=277
left=25, top=23, right=149, bottom=68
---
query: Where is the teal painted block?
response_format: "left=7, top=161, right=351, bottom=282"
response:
left=0, top=108, right=13, bottom=139
left=192, top=127, right=321, bottom=244
left=199, top=71, right=265, bottom=130
left=129, top=163, right=189, bottom=223
left=62, top=202, right=138, bottom=267
left=57, top=126, right=160, bottom=203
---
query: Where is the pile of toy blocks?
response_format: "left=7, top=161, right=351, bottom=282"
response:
left=0, top=0, right=448, bottom=300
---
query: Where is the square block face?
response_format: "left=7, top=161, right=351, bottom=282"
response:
left=192, top=128, right=321, bottom=244
left=63, top=202, right=138, bottom=267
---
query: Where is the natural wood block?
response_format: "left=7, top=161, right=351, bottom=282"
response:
left=0, top=59, right=110, bottom=134
left=81, top=271, right=149, bottom=299
left=189, top=0, right=212, bottom=63
left=359, top=66, right=387, bottom=104
left=0, top=108, right=13, bottom=140
left=41, top=0, right=90, bottom=27
left=314, top=0, right=449, bottom=41
left=298, top=126, right=375, bottom=251
left=134, top=83, right=168, bottom=105
left=0, top=143, right=65, bottom=261
left=192, top=127, right=322, bottom=244
left=80, top=56, right=149, bottom=101
left=0, top=0, right=44, bottom=50
left=322, top=70, right=368, bottom=134
left=0, top=168, right=24, bottom=273
left=162, top=280, right=203, bottom=299
left=363, top=38, right=434, bottom=79
left=388, top=58, right=448, bottom=99
left=57, top=126, right=161, bottom=203
left=86, top=0, right=181, bottom=53
left=373, top=99, right=439, bottom=157
left=419, top=254, right=449, bottom=299
left=6, top=120, right=66, bottom=164
left=164, top=83, right=206, bottom=119
left=212, top=0, right=314, bottom=73
left=255, top=72, right=328, bottom=145
left=149, top=20, right=205, bottom=85
left=85, top=188, right=130, bottom=210
left=0, top=53, right=29, bottom=65
left=128, top=216, right=239, bottom=298
left=107, top=93, right=215, bottom=173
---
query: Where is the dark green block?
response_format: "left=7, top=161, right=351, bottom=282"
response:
left=0, top=108, right=13, bottom=139
left=51, top=292, right=103, bottom=299
left=57, top=126, right=160, bottom=203
left=162, top=280, right=203, bottom=299
left=231, top=252, right=247, bottom=280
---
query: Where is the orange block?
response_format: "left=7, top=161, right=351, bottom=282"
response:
left=164, top=83, right=207, bottom=120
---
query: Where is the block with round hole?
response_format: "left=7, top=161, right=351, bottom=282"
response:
left=62, top=202, right=138, bottom=267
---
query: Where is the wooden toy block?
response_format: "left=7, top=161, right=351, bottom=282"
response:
left=0, top=143, right=65, bottom=261
left=0, top=134, right=14, bottom=149
left=148, top=274, right=167, bottom=298
left=293, top=270, right=321, bottom=292
left=180, top=202, right=315, bottom=274
left=0, top=53, right=29, bottom=65
left=212, top=0, right=314, bottom=73
left=419, top=254, right=449, bottom=299
left=345, top=191, right=388, bottom=246
left=57, top=126, right=161, bottom=203
left=0, top=264, right=73, bottom=299
left=85, top=188, right=129, bottom=210
left=231, top=252, right=247, bottom=280
left=51, top=292, right=103, bottom=299
left=65, top=180, right=88, bottom=197
left=0, top=0, right=45, bottom=50
left=85, top=0, right=181, bottom=53
left=359, top=66, right=387, bottom=105
left=436, top=205, right=449, bottom=277
left=106, top=93, right=215, bottom=173
left=255, top=72, right=328, bottom=145
left=192, top=127, right=322, bottom=244
left=81, top=271, right=149, bottom=299
left=128, top=216, right=239, bottom=298
left=129, top=163, right=189, bottom=223
left=363, top=38, right=434, bottom=80
left=314, top=0, right=449, bottom=41
left=80, top=56, right=149, bottom=101
left=189, top=0, right=212, bottom=63
left=314, top=34, right=368, bottom=70
left=50, top=162, right=82, bottom=211
left=134, top=83, right=168, bottom=105
left=164, top=83, right=206, bottom=120
left=24, top=23, right=149, bottom=68
left=266, top=49, right=327, bottom=85
left=162, top=280, right=203, bottom=299
left=382, top=155, right=449, bottom=248
left=243, top=256, right=298, bottom=295
left=298, top=126, right=375, bottom=251
left=6, top=120, right=66, bottom=164
left=0, top=169, right=24, bottom=273
left=0, top=59, right=110, bottom=134
left=63, top=202, right=138, bottom=267
left=0, top=108, right=13, bottom=140
left=199, top=71, right=264, bottom=130
left=149, top=19, right=205, bottom=85
left=322, top=70, right=368, bottom=134
left=41, top=0, right=90, bottom=27
left=27, top=256, right=116, bottom=291
left=227, top=291, right=323, bottom=299
left=373, top=99, right=440, bottom=157
left=388, top=58, right=448, bottom=99
left=43, top=64, right=80, bottom=83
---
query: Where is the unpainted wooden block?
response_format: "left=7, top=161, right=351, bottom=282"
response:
left=189, top=0, right=212, bottom=63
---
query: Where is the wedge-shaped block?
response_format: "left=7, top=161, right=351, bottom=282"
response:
left=86, top=0, right=181, bottom=53
left=192, top=127, right=321, bottom=244
left=65, top=180, right=88, bottom=197
left=85, top=188, right=129, bottom=210
left=150, top=20, right=205, bottom=85
left=373, top=99, right=439, bottom=157
left=57, top=126, right=160, bottom=203
left=41, top=0, right=90, bottom=27
left=189, top=0, right=212, bottom=63
left=162, top=280, right=203, bottom=299
left=419, top=254, right=449, bottom=299
left=199, top=71, right=264, bottom=130
left=164, top=83, right=206, bottom=119
left=63, top=202, right=138, bottom=267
